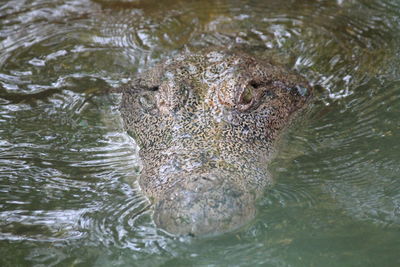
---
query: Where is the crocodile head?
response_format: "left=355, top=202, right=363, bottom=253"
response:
left=120, top=49, right=312, bottom=236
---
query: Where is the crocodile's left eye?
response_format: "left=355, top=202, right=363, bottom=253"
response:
left=240, top=83, right=254, bottom=105
left=237, top=81, right=265, bottom=111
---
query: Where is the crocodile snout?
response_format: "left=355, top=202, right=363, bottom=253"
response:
left=153, top=173, right=256, bottom=236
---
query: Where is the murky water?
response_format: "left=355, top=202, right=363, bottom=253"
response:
left=1, top=0, right=400, bottom=266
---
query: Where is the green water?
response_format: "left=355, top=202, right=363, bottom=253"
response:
left=1, top=0, right=400, bottom=266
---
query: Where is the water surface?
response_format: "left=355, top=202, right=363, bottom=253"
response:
left=1, top=0, right=400, bottom=266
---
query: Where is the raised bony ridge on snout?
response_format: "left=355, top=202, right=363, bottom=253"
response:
left=119, top=49, right=313, bottom=236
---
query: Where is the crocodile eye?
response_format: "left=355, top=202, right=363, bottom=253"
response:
left=241, top=84, right=254, bottom=105
left=139, top=93, right=156, bottom=111
left=239, top=80, right=265, bottom=107
left=240, top=81, right=262, bottom=104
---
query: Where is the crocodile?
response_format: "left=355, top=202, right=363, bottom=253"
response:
left=119, top=49, right=313, bottom=236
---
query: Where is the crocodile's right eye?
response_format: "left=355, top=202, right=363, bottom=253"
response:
left=138, top=92, right=157, bottom=114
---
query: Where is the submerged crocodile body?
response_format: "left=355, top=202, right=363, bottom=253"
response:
left=119, top=49, right=312, bottom=236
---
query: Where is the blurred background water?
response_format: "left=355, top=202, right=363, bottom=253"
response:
left=0, top=0, right=400, bottom=266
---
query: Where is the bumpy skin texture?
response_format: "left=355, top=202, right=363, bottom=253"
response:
left=120, top=50, right=312, bottom=236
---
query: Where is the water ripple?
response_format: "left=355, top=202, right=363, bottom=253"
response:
left=1, top=0, right=400, bottom=266
left=287, top=77, right=400, bottom=228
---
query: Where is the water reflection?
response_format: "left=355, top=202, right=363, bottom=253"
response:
left=1, top=0, right=400, bottom=266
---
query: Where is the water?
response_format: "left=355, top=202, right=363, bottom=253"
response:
left=1, top=0, right=400, bottom=266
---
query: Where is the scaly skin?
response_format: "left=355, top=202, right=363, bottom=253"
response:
left=119, top=49, right=312, bottom=236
